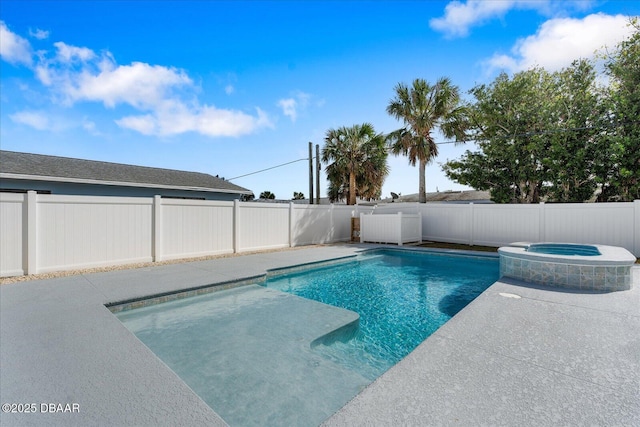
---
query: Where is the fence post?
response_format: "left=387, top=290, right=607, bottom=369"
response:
left=418, top=211, right=423, bottom=243
left=329, top=204, right=335, bottom=243
left=25, top=191, right=37, bottom=275
left=289, top=202, right=294, bottom=248
left=153, top=195, right=163, bottom=262
left=469, top=202, right=474, bottom=246
left=233, top=199, right=240, bottom=253
left=539, top=202, right=545, bottom=242
left=397, top=212, right=403, bottom=246
left=634, top=200, right=640, bottom=257
left=359, top=212, right=364, bottom=243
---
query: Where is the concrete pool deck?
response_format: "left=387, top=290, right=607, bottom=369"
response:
left=1, top=244, right=638, bottom=426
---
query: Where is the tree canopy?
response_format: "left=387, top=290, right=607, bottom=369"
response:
left=443, top=20, right=639, bottom=203
left=259, top=191, right=275, bottom=200
left=386, top=77, right=468, bottom=203
left=322, top=123, right=389, bottom=205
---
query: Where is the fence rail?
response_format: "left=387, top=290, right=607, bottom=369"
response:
left=1, top=192, right=638, bottom=277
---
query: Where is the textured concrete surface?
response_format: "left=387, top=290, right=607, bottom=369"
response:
left=1, top=244, right=638, bottom=426
left=324, top=269, right=640, bottom=426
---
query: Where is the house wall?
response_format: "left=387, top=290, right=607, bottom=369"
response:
left=0, top=178, right=242, bottom=201
left=1, top=193, right=638, bottom=277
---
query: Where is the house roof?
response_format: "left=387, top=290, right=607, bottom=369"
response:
left=0, top=150, right=252, bottom=195
left=380, top=190, right=492, bottom=203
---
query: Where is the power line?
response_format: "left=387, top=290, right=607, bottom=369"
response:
left=228, top=123, right=630, bottom=181
left=227, top=157, right=310, bottom=181
left=228, top=141, right=461, bottom=181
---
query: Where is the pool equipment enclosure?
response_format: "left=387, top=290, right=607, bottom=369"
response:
left=359, top=212, right=422, bottom=245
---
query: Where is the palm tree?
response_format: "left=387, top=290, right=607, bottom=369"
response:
left=259, top=191, right=275, bottom=200
left=322, top=123, right=389, bottom=205
left=386, top=77, right=468, bottom=203
left=292, top=191, right=305, bottom=200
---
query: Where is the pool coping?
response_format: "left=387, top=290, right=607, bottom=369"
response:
left=1, top=243, right=638, bottom=426
left=499, top=241, right=637, bottom=266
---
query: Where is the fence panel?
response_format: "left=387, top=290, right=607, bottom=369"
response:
left=237, top=202, right=289, bottom=252
left=543, top=202, right=635, bottom=249
left=161, top=199, right=234, bottom=260
left=0, top=193, right=25, bottom=276
left=332, top=206, right=358, bottom=242
left=292, top=205, right=332, bottom=246
left=421, top=204, right=472, bottom=244
left=472, top=204, right=541, bottom=247
left=374, top=203, right=420, bottom=215
left=37, top=195, right=153, bottom=273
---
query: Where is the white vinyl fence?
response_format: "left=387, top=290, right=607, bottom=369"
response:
left=1, top=192, right=638, bottom=277
left=370, top=201, right=640, bottom=257
left=0, top=192, right=359, bottom=277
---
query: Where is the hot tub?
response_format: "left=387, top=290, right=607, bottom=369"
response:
left=498, top=242, right=635, bottom=292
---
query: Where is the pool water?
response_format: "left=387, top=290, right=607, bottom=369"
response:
left=115, top=249, right=498, bottom=426
left=264, top=249, right=499, bottom=379
left=526, top=243, right=601, bottom=256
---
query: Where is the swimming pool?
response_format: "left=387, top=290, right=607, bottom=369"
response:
left=525, top=243, right=603, bottom=256
left=499, top=243, right=635, bottom=291
left=115, top=249, right=499, bottom=426
left=264, top=249, right=499, bottom=379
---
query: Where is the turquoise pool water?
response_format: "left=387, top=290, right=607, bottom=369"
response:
left=115, top=249, right=499, bottom=426
left=526, top=243, right=601, bottom=256
left=264, top=249, right=499, bottom=379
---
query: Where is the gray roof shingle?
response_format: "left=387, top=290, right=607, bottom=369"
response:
left=0, top=150, right=251, bottom=194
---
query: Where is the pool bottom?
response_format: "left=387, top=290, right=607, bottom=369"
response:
left=116, top=284, right=367, bottom=427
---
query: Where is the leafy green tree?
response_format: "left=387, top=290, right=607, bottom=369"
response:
left=259, top=191, right=275, bottom=200
left=444, top=64, right=605, bottom=203
left=597, top=19, right=640, bottom=201
left=543, top=60, right=604, bottom=202
left=322, top=123, right=389, bottom=205
left=386, top=77, right=468, bottom=203
left=292, top=191, right=305, bottom=200
left=443, top=69, right=552, bottom=202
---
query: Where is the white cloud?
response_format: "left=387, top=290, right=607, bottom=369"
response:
left=430, top=0, right=517, bottom=38
left=65, top=61, right=192, bottom=109
left=0, top=21, right=33, bottom=66
left=22, top=38, right=270, bottom=138
left=278, top=98, right=298, bottom=121
left=484, top=13, right=635, bottom=74
left=277, top=91, right=312, bottom=122
left=29, top=28, right=50, bottom=40
left=116, top=101, right=273, bottom=137
left=225, top=84, right=234, bottom=95
left=9, top=110, right=72, bottom=132
left=9, top=110, right=50, bottom=130
left=430, top=0, right=596, bottom=38
left=53, top=41, right=96, bottom=63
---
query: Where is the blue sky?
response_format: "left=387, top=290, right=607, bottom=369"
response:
left=1, top=1, right=638, bottom=200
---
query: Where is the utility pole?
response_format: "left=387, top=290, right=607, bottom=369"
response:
left=308, top=142, right=314, bottom=204
left=315, top=144, right=320, bottom=205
